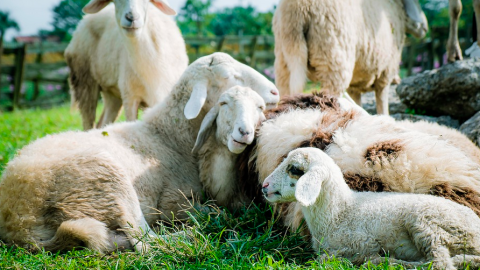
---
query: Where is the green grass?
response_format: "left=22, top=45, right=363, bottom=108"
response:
left=0, top=104, right=436, bottom=269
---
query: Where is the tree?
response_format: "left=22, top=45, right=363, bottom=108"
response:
left=0, top=10, right=20, bottom=46
left=177, top=0, right=213, bottom=36
left=208, top=6, right=273, bottom=36
left=49, top=0, right=90, bottom=41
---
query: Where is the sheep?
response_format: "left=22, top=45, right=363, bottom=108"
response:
left=65, top=0, right=188, bottom=130
left=193, top=86, right=267, bottom=209
left=0, top=53, right=280, bottom=253
left=235, top=93, right=480, bottom=236
left=273, top=0, right=426, bottom=115
left=262, top=147, right=480, bottom=269
left=446, top=0, right=480, bottom=62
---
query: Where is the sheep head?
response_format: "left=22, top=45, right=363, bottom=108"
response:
left=184, top=53, right=279, bottom=121
left=83, top=0, right=175, bottom=37
left=262, top=147, right=339, bottom=206
left=192, top=86, right=266, bottom=155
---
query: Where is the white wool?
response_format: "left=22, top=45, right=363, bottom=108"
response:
left=0, top=53, right=279, bottom=253
left=65, top=0, right=188, bottom=130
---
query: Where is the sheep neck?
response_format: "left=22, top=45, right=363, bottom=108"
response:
left=121, top=20, right=163, bottom=88
left=301, top=169, right=354, bottom=238
left=144, top=79, right=207, bottom=157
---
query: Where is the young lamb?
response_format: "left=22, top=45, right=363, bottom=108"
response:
left=273, top=0, right=425, bottom=114
left=193, top=86, right=266, bottom=209
left=0, top=53, right=280, bottom=253
left=262, top=147, right=480, bottom=269
left=65, top=0, right=188, bottom=130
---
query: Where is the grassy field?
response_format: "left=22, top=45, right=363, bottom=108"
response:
left=0, top=104, right=435, bottom=269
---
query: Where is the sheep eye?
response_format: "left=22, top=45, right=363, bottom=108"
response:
left=290, top=183, right=295, bottom=187
left=258, top=106, right=265, bottom=110
left=219, top=101, right=227, bottom=106
left=287, top=164, right=304, bottom=177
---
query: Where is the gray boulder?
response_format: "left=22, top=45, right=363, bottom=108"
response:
left=391, top=114, right=460, bottom=129
left=396, top=58, right=480, bottom=120
left=362, top=85, right=407, bottom=115
left=459, top=111, right=480, bottom=146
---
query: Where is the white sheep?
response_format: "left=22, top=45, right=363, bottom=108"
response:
left=0, top=53, right=280, bottom=253
left=262, top=147, right=480, bottom=269
left=65, top=0, right=188, bottom=130
left=193, top=86, right=267, bottom=209
left=273, top=0, right=424, bottom=114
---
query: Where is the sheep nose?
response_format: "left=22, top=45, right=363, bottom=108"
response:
left=125, top=12, right=138, bottom=22
left=262, top=182, right=269, bottom=188
left=238, top=127, right=251, bottom=137
left=270, top=89, right=279, bottom=96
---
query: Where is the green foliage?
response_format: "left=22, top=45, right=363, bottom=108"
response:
left=0, top=10, right=20, bottom=40
left=177, top=0, right=274, bottom=37
left=48, top=0, right=90, bottom=41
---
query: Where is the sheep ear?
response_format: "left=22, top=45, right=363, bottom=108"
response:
left=184, top=80, right=208, bottom=120
left=83, top=0, right=110, bottom=14
left=151, top=0, right=177, bottom=15
left=295, top=171, right=322, bottom=206
left=192, top=105, right=219, bottom=154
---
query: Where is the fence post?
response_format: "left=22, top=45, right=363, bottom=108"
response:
left=33, top=42, right=44, bottom=100
left=406, top=40, right=416, bottom=76
left=249, top=35, right=259, bottom=68
left=13, top=44, right=26, bottom=110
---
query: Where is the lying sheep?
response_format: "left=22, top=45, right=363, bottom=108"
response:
left=273, top=0, right=425, bottom=114
left=193, top=86, right=266, bottom=209
left=65, top=0, right=188, bottom=130
left=0, top=53, right=280, bottom=253
left=262, top=147, right=480, bottom=269
left=235, top=93, right=480, bottom=236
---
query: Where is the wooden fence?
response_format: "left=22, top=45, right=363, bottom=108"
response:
left=0, top=34, right=460, bottom=111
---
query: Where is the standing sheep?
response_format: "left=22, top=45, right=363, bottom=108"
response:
left=0, top=53, right=280, bottom=253
left=193, top=86, right=267, bottom=209
left=262, top=147, right=480, bottom=269
left=65, top=0, right=188, bottom=130
left=273, top=0, right=423, bottom=114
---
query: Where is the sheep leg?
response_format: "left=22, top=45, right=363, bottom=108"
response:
left=346, top=89, right=362, bottom=106
left=274, top=45, right=292, bottom=96
left=97, top=91, right=123, bottom=128
left=474, top=0, right=480, bottom=45
left=447, top=0, right=463, bottom=62
left=123, top=98, right=140, bottom=122
left=374, top=84, right=390, bottom=115
left=366, top=256, right=425, bottom=268
left=452, top=254, right=480, bottom=269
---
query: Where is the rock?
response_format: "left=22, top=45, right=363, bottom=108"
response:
left=391, top=114, right=460, bottom=129
left=459, top=111, right=480, bottom=146
left=396, top=58, right=480, bottom=120
left=362, top=85, right=407, bottom=115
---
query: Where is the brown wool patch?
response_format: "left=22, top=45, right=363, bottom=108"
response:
left=236, top=143, right=264, bottom=204
left=297, top=110, right=359, bottom=151
left=343, top=173, right=392, bottom=192
left=264, top=92, right=341, bottom=120
left=364, top=139, right=403, bottom=164
left=430, top=183, right=480, bottom=217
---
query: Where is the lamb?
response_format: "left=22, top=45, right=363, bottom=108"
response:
left=193, top=86, right=267, bottom=209
left=65, top=0, right=188, bottom=130
left=262, top=147, right=480, bottom=269
left=273, top=0, right=425, bottom=115
left=0, top=53, right=280, bottom=253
